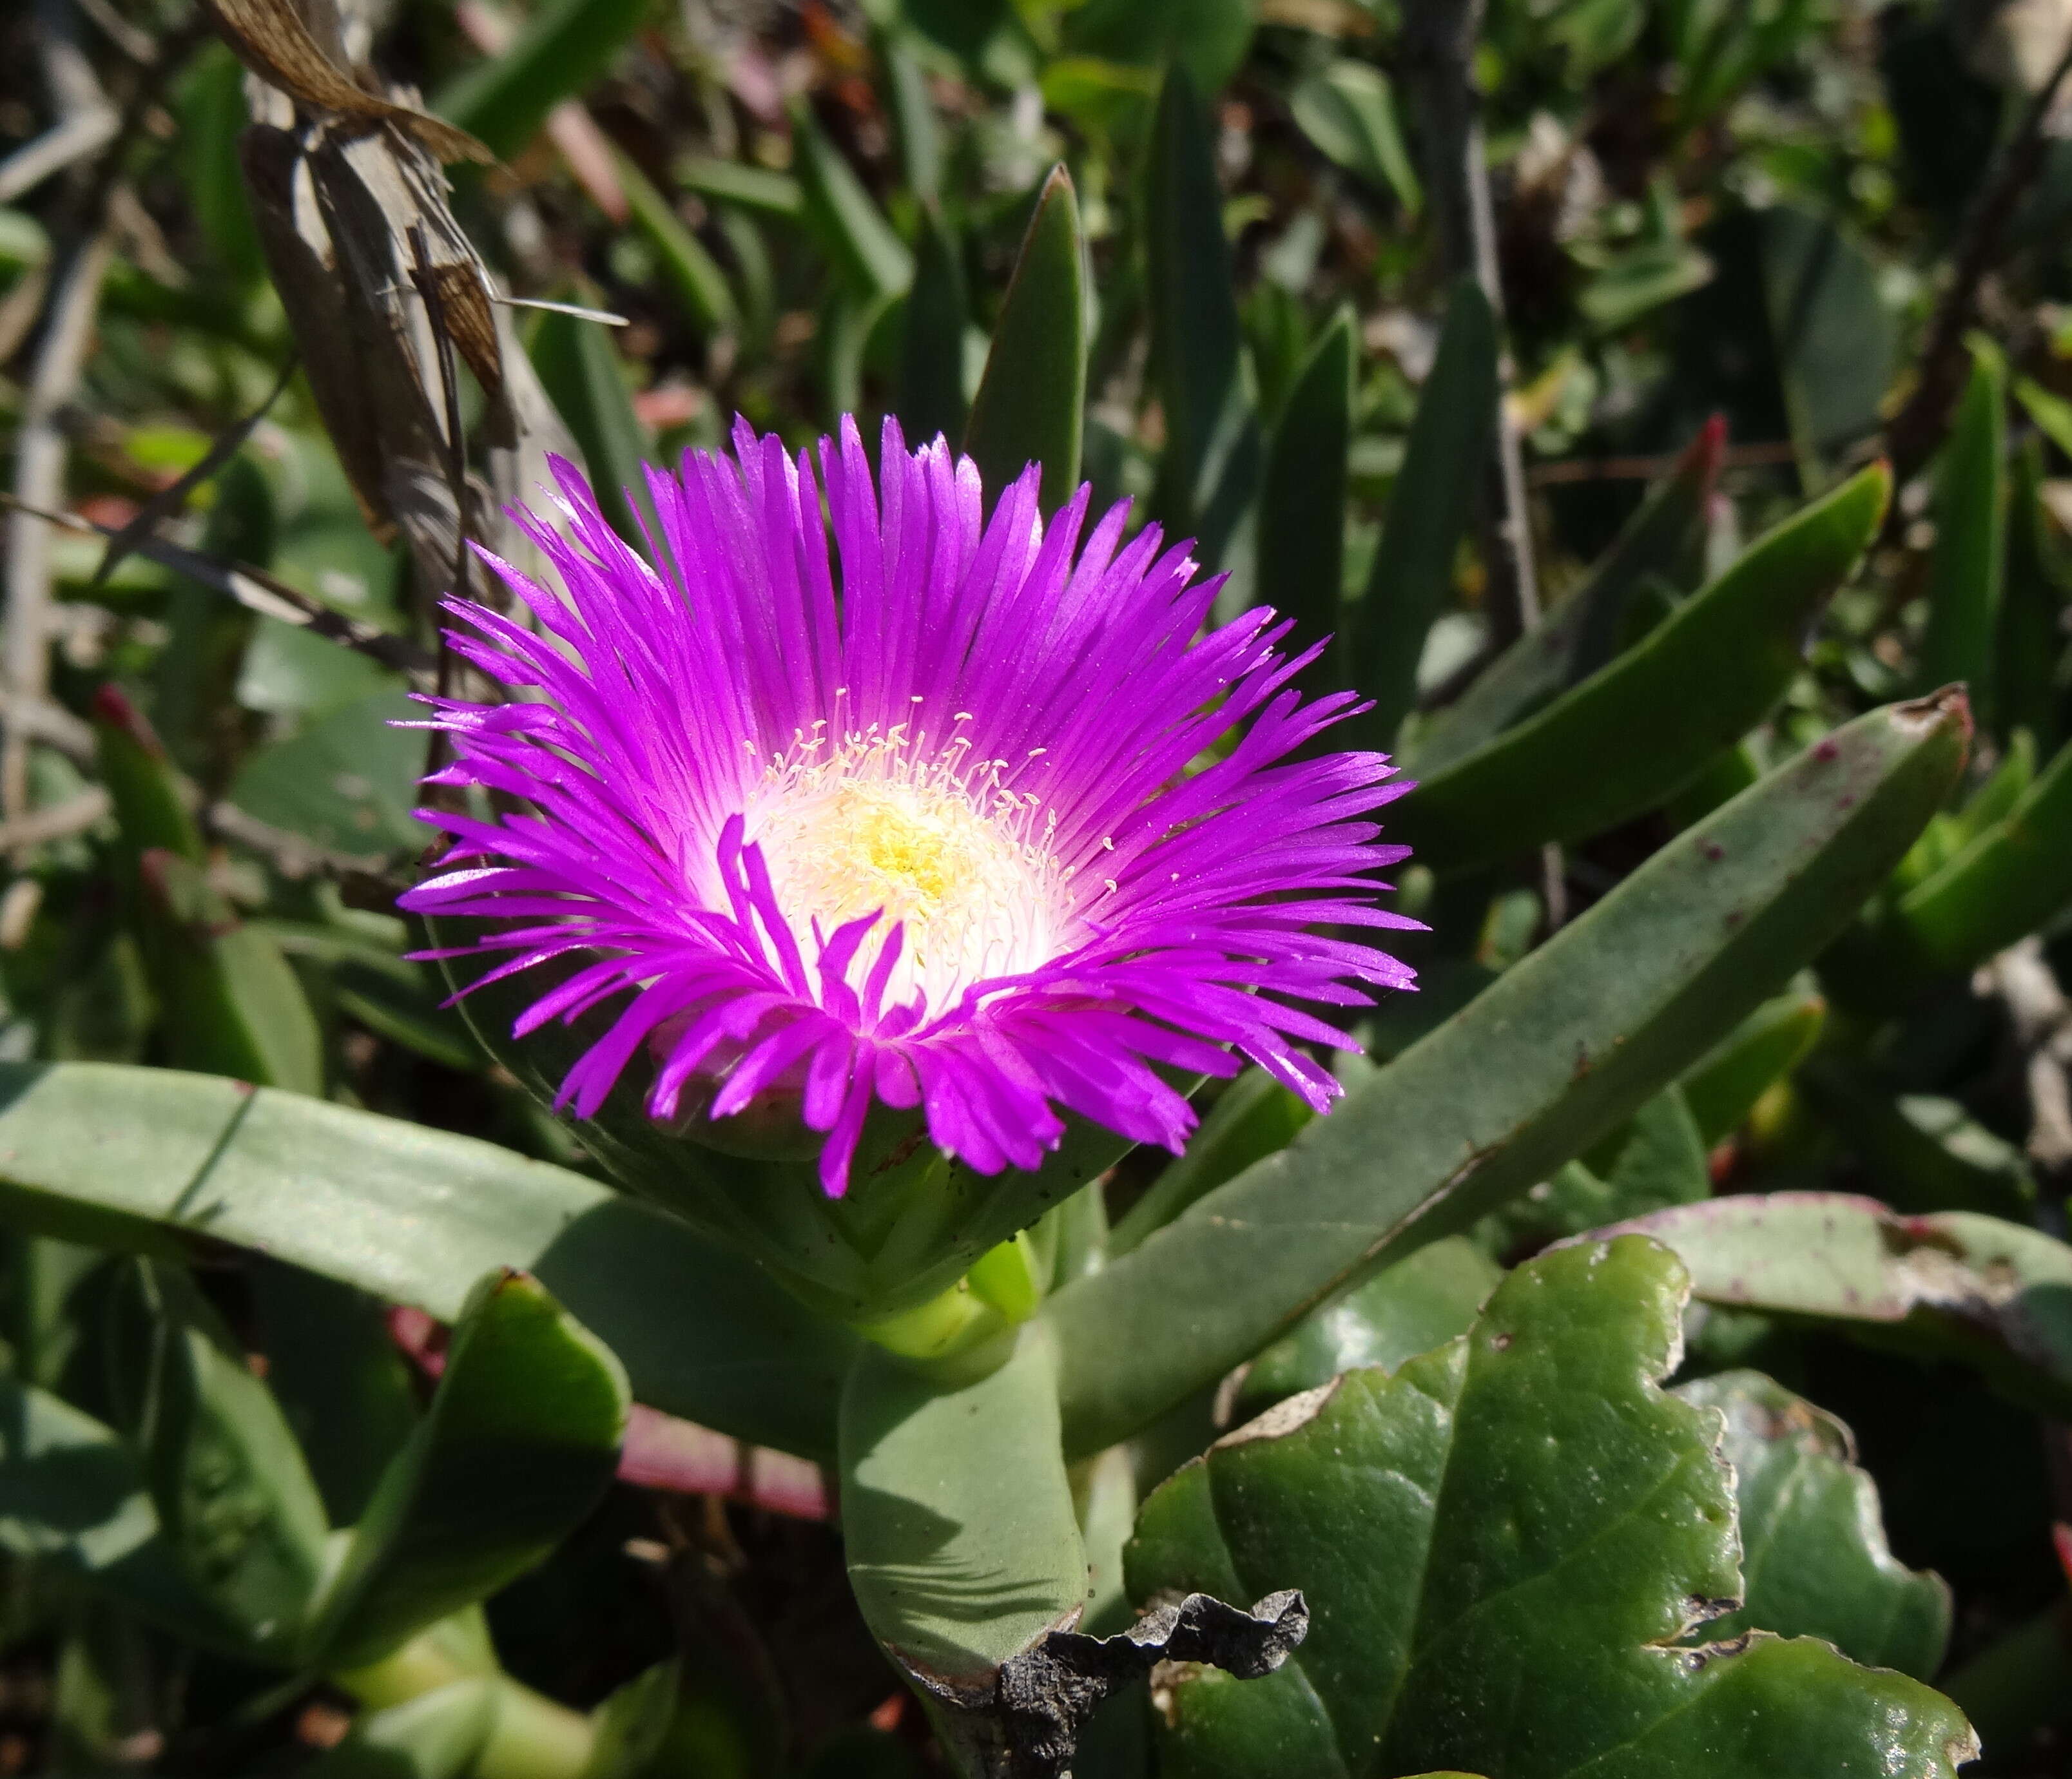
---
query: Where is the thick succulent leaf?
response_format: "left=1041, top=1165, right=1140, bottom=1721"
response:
left=307, top=1270, right=628, bottom=1668
left=1255, top=309, right=1352, bottom=695
left=1126, top=1238, right=1977, bottom=1779
left=1107, top=1072, right=1312, bottom=1259
left=1047, top=693, right=1970, bottom=1457
left=106, top=1260, right=331, bottom=1651
left=300, top=1680, right=498, bottom=1779
left=0, top=1061, right=859, bottom=1459
left=1348, top=276, right=1496, bottom=747
left=1146, top=63, right=1259, bottom=568
left=1801, top=1069, right=2035, bottom=1216
left=1674, top=1370, right=1951, bottom=1678
left=1396, top=463, right=1890, bottom=875
left=228, top=688, right=431, bottom=862
left=529, top=306, right=655, bottom=545
left=1917, top=346, right=2006, bottom=716
left=0, top=1376, right=266, bottom=1657
left=432, top=0, right=645, bottom=160
left=1408, top=416, right=1722, bottom=779
left=1234, top=1236, right=1502, bottom=1419
left=1598, top=1193, right=2072, bottom=1416
left=840, top=1323, right=1088, bottom=1764
left=964, top=165, right=1085, bottom=517
left=1680, top=983, right=1826, bottom=1146
left=1883, top=729, right=2072, bottom=983
left=1759, top=206, right=1896, bottom=479
left=898, top=204, right=969, bottom=450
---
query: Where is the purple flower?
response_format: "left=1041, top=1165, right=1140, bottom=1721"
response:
left=403, top=417, right=1417, bottom=1198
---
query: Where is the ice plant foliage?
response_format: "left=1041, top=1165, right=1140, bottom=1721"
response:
left=403, top=418, right=1417, bottom=1196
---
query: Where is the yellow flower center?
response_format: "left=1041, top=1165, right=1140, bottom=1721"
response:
left=744, top=717, right=1066, bottom=1012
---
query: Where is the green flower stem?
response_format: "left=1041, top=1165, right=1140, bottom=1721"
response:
left=334, top=1629, right=597, bottom=1779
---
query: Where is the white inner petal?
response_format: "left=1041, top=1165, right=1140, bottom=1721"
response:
left=743, top=720, right=1070, bottom=1014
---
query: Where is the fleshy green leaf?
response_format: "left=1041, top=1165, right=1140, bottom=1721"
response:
left=1801, top=1069, right=2035, bottom=1216
left=615, top=150, right=739, bottom=342
left=790, top=101, right=913, bottom=299
left=2000, top=437, right=2069, bottom=751
left=1046, top=692, right=1970, bottom=1457
left=1680, top=983, right=1826, bottom=1146
left=1288, top=62, right=1419, bottom=211
left=1107, top=1072, right=1312, bottom=1259
left=1917, top=344, right=2006, bottom=715
left=1254, top=309, right=1352, bottom=688
left=1674, top=1370, right=1951, bottom=1678
left=528, top=307, right=656, bottom=546
left=434, top=0, right=648, bottom=162
left=1408, top=416, right=1722, bottom=779
left=898, top=204, right=969, bottom=452
left=1600, top=1193, right=2072, bottom=1417
left=308, top=1270, right=628, bottom=1668
left=0, top=1061, right=859, bottom=1459
left=1759, top=206, right=1897, bottom=483
left=1234, top=1236, right=1502, bottom=1418
left=228, top=688, right=432, bottom=862
left=840, top=1324, right=1086, bottom=1744
left=1147, top=64, right=1259, bottom=569
left=1348, top=276, right=1496, bottom=747
left=964, top=166, right=1087, bottom=516
left=1397, top=463, right=1890, bottom=875
left=301, top=1680, right=497, bottom=1779
left=1127, top=1238, right=1977, bottom=1779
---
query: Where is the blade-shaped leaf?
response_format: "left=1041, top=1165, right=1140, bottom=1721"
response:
left=1397, top=463, right=1890, bottom=875
left=1254, top=309, right=1352, bottom=688
left=898, top=204, right=969, bottom=451
left=0, top=1061, right=859, bottom=1459
left=1046, top=691, right=1970, bottom=1457
left=1127, top=1238, right=1975, bottom=1779
left=615, top=150, right=740, bottom=342
left=964, top=166, right=1087, bottom=517
left=1679, top=982, right=1826, bottom=1146
left=433, top=0, right=647, bottom=160
left=1147, top=64, right=1259, bottom=569
left=790, top=100, right=913, bottom=299
left=1348, top=276, right=1496, bottom=747
left=1408, top=416, right=1723, bottom=779
left=1917, top=345, right=2006, bottom=715
left=309, top=1269, right=628, bottom=1668
left=1674, top=1370, right=1951, bottom=1678
left=528, top=307, right=655, bottom=546
left=1596, top=1193, right=2072, bottom=1416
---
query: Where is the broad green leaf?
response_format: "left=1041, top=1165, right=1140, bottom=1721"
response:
left=1679, top=982, right=1826, bottom=1145
left=1409, top=416, right=1722, bottom=779
left=1759, top=206, right=1897, bottom=482
left=1288, top=62, right=1419, bottom=211
left=528, top=308, right=656, bottom=546
left=106, top=1260, right=331, bottom=1651
left=228, top=688, right=432, bottom=862
left=1397, top=463, right=1890, bottom=875
left=1254, top=310, right=1351, bottom=688
left=1801, top=1069, right=2035, bottom=1216
left=0, top=1061, right=859, bottom=1459
left=1601, top=1193, right=2072, bottom=1418
left=614, top=151, right=739, bottom=341
left=309, top=1270, right=628, bottom=1668
left=1234, top=1236, right=1502, bottom=1418
left=302, top=1680, right=497, bottom=1779
left=1147, top=64, right=1259, bottom=570
left=1349, top=276, right=1496, bottom=747
left=840, top=1323, right=1085, bottom=1745
left=1128, top=1239, right=1975, bottom=1779
left=1046, top=692, right=1970, bottom=1457
left=1917, top=345, right=2006, bottom=716
left=434, top=0, right=648, bottom=161
left=1674, top=1370, right=1951, bottom=1678
left=898, top=206, right=969, bottom=450
left=790, top=101, right=912, bottom=299
left=2000, top=439, right=2068, bottom=749
left=964, top=167, right=1087, bottom=516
